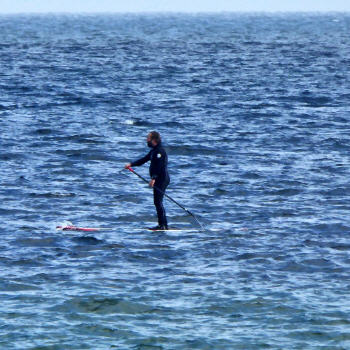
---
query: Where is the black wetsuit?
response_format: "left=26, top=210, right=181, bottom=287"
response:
left=131, top=143, right=170, bottom=227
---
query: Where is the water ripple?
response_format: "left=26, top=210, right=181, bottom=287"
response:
left=1, top=13, right=350, bottom=350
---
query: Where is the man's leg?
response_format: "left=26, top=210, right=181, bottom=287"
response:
left=153, top=181, right=168, bottom=228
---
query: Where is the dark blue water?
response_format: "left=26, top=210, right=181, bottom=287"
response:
left=1, top=13, right=350, bottom=349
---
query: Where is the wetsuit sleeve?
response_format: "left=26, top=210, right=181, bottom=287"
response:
left=151, top=149, right=166, bottom=179
left=131, top=151, right=151, bottom=167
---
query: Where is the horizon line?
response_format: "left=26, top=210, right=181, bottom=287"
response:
left=0, top=10, right=350, bottom=15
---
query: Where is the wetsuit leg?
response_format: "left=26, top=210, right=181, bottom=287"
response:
left=153, top=178, right=169, bottom=227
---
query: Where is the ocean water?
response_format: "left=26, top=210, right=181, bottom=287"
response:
left=1, top=13, right=350, bottom=349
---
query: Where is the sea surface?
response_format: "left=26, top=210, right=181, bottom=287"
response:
left=1, top=13, right=350, bottom=349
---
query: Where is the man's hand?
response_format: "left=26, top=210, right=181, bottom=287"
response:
left=149, top=179, right=155, bottom=188
left=124, top=163, right=131, bottom=169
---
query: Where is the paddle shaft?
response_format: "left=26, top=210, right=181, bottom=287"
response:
left=127, top=167, right=204, bottom=230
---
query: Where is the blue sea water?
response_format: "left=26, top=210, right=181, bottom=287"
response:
left=1, top=13, right=350, bottom=349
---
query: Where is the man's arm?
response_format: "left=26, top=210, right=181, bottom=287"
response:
left=125, top=151, right=151, bottom=169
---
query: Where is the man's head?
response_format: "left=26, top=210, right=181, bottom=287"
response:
left=147, top=131, right=161, bottom=148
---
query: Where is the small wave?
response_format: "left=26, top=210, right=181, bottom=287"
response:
left=311, top=222, right=350, bottom=234
left=329, top=243, right=350, bottom=251
left=264, top=188, right=303, bottom=197
left=236, top=252, right=257, bottom=260
left=301, top=258, right=331, bottom=267
left=0, top=281, right=41, bottom=292
left=128, top=119, right=153, bottom=127
left=0, top=152, right=25, bottom=161
left=167, top=145, right=216, bottom=156
left=11, top=258, right=44, bottom=267
left=72, top=236, right=103, bottom=245
left=277, top=94, right=333, bottom=107
left=54, top=296, right=157, bottom=315
left=242, top=171, right=261, bottom=179
left=15, top=237, right=57, bottom=247
left=33, top=128, right=53, bottom=135
left=29, top=192, right=76, bottom=198
left=55, top=133, right=105, bottom=143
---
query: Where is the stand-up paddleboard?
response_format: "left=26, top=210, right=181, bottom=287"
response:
left=56, top=225, right=103, bottom=232
left=147, top=227, right=198, bottom=232
left=56, top=222, right=199, bottom=233
left=56, top=222, right=112, bottom=232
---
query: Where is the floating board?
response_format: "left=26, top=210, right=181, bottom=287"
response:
left=56, top=222, right=198, bottom=233
left=147, top=228, right=197, bottom=232
left=56, top=225, right=104, bottom=232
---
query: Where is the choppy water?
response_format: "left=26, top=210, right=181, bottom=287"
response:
left=1, top=13, right=350, bottom=349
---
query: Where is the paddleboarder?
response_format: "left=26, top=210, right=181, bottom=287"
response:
left=125, top=131, right=170, bottom=230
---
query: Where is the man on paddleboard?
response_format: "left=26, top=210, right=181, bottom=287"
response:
left=125, top=131, right=170, bottom=230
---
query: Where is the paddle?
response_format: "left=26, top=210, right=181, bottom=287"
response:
left=125, top=166, right=205, bottom=230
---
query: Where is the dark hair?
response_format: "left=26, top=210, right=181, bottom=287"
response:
left=149, top=131, right=161, bottom=144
